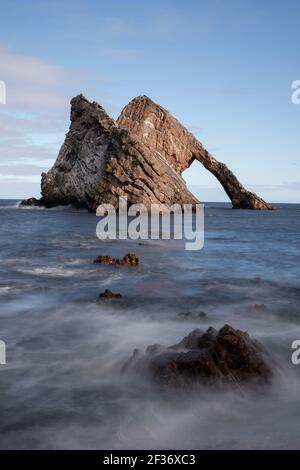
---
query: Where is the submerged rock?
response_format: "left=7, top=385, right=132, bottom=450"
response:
left=123, top=324, right=272, bottom=387
left=253, top=303, right=268, bottom=312
left=178, top=311, right=208, bottom=320
left=94, top=253, right=139, bottom=266
left=98, top=289, right=122, bottom=300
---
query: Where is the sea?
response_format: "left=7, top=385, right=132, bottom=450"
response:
left=0, top=199, right=300, bottom=449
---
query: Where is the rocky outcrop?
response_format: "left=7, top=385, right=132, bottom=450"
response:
left=21, top=94, right=272, bottom=210
left=98, top=289, right=122, bottom=300
left=118, top=96, right=273, bottom=210
left=94, top=253, right=139, bottom=266
left=123, top=324, right=272, bottom=387
left=19, top=197, right=45, bottom=208
left=40, top=95, right=115, bottom=209
left=178, top=311, right=208, bottom=321
left=37, top=95, right=198, bottom=210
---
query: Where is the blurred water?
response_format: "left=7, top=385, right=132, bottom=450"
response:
left=0, top=200, right=300, bottom=449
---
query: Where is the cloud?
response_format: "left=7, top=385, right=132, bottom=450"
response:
left=0, top=45, right=86, bottom=197
left=0, top=43, right=101, bottom=200
left=0, top=109, right=65, bottom=166
left=0, top=44, right=92, bottom=109
left=0, top=178, right=41, bottom=199
left=0, top=45, right=65, bottom=85
left=145, top=8, right=216, bottom=36
left=0, top=45, right=69, bottom=109
left=248, top=182, right=300, bottom=192
left=0, top=163, right=48, bottom=177
left=281, top=181, right=300, bottom=190
left=99, top=47, right=141, bottom=60
left=102, top=17, right=133, bottom=36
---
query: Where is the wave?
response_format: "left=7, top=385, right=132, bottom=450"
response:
left=0, top=284, right=33, bottom=295
left=0, top=286, right=15, bottom=294
left=18, top=203, right=88, bottom=212
left=0, top=200, right=22, bottom=209
left=17, top=266, right=96, bottom=277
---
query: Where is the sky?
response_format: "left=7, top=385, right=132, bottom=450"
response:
left=0, top=0, right=299, bottom=202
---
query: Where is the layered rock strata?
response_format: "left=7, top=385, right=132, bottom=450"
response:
left=118, top=96, right=273, bottom=210
left=21, top=94, right=272, bottom=211
left=40, top=95, right=198, bottom=210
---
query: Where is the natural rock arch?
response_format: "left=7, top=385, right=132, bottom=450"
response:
left=117, top=95, right=272, bottom=210
left=22, top=94, right=272, bottom=211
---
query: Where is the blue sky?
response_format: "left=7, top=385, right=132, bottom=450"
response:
left=0, top=0, right=299, bottom=202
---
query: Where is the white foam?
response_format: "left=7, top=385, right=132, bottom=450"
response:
left=18, top=266, right=92, bottom=277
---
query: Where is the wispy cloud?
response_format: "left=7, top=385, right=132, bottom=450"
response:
left=0, top=163, right=48, bottom=177
left=248, top=182, right=300, bottom=192
left=0, top=45, right=64, bottom=85
left=102, top=17, right=133, bottom=36
left=99, top=47, right=141, bottom=60
left=0, top=45, right=70, bottom=108
left=0, top=178, right=41, bottom=199
left=0, top=44, right=92, bottom=196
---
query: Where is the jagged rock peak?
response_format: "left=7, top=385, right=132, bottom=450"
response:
left=70, top=94, right=116, bottom=128
left=38, top=95, right=198, bottom=210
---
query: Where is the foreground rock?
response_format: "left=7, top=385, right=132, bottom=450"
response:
left=123, top=324, right=272, bottom=387
left=94, top=253, right=139, bottom=266
left=118, top=96, right=273, bottom=210
left=23, top=94, right=272, bottom=211
left=98, top=289, right=122, bottom=300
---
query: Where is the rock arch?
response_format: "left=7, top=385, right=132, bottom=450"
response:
left=22, top=94, right=272, bottom=211
left=117, top=95, right=272, bottom=210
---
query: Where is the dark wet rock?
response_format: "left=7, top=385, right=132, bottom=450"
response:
left=19, top=197, right=45, bottom=207
left=123, top=324, right=272, bottom=387
left=253, top=304, right=268, bottom=312
left=94, top=253, right=139, bottom=266
left=198, top=312, right=208, bottom=320
left=121, top=253, right=139, bottom=265
left=94, top=255, right=115, bottom=265
left=98, top=289, right=122, bottom=300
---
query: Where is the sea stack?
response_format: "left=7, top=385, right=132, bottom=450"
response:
left=22, top=94, right=272, bottom=211
left=39, top=95, right=199, bottom=210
